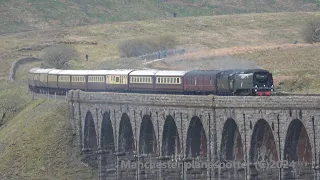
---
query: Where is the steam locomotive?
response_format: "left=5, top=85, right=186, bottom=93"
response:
left=28, top=68, right=274, bottom=96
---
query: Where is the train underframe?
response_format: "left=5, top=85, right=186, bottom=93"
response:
left=29, top=85, right=272, bottom=96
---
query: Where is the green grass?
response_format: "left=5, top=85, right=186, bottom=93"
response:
left=1, top=0, right=320, bottom=34
left=0, top=52, right=97, bottom=179
left=0, top=100, right=98, bottom=179
left=0, top=11, right=320, bottom=179
left=235, top=45, right=320, bottom=93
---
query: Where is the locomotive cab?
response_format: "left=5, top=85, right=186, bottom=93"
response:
left=231, top=69, right=274, bottom=96
left=252, top=70, right=274, bottom=96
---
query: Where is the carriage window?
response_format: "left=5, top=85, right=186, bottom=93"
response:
left=177, top=78, right=180, bottom=84
left=115, top=76, right=119, bottom=82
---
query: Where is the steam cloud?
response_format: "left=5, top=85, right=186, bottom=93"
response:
left=161, top=55, right=259, bottom=70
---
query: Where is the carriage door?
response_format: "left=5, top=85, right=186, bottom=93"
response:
left=228, top=76, right=234, bottom=92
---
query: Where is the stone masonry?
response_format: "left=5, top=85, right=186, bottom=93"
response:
left=67, top=90, right=320, bottom=180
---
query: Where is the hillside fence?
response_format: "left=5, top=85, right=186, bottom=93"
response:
left=9, top=57, right=42, bottom=82
left=136, top=48, right=185, bottom=61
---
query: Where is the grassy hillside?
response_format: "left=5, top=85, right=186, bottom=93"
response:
left=1, top=12, right=319, bottom=71
left=1, top=0, right=320, bottom=34
left=0, top=100, right=98, bottom=179
left=0, top=11, right=320, bottom=179
left=0, top=57, right=97, bottom=179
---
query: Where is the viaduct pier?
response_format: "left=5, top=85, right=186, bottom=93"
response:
left=67, top=90, right=320, bottom=180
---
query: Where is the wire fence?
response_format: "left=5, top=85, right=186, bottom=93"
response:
left=9, top=57, right=42, bottom=82
left=136, top=48, right=185, bottom=61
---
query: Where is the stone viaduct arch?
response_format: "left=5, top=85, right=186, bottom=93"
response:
left=284, top=119, right=312, bottom=163
left=100, top=112, right=115, bottom=152
left=84, top=111, right=97, bottom=150
left=83, top=111, right=98, bottom=168
left=162, top=115, right=181, bottom=156
left=118, top=113, right=134, bottom=154
left=249, top=119, right=278, bottom=163
left=68, top=90, right=320, bottom=180
left=139, top=114, right=157, bottom=154
left=186, top=116, right=207, bottom=158
left=220, top=118, right=243, bottom=161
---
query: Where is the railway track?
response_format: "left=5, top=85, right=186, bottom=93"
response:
left=30, top=90, right=320, bottom=99
left=272, top=92, right=320, bottom=96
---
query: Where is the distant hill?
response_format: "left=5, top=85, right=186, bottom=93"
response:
left=1, top=0, right=319, bottom=34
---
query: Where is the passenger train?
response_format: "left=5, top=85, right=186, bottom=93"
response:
left=28, top=68, right=274, bottom=96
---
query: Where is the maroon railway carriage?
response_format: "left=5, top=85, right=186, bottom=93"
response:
left=154, top=70, right=187, bottom=93
left=183, top=70, right=220, bottom=94
left=128, top=70, right=158, bottom=92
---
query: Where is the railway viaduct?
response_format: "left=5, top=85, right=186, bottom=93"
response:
left=67, top=90, right=320, bottom=180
